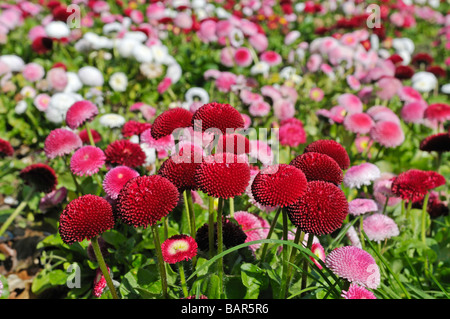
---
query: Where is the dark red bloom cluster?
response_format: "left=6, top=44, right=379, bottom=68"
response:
left=419, top=133, right=450, bottom=153
left=394, top=65, right=415, bottom=80
left=412, top=191, right=449, bottom=219
left=426, top=65, right=447, bottom=78
left=192, top=102, right=244, bottom=134
left=411, top=52, right=433, bottom=67
left=105, top=139, right=146, bottom=168
left=31, top=37, right=53, bottom=54
left=216, top=133, right=251, bottom=155
left=19, top=163, right=58, bottom=193
left=116, top=175, right=180, bottom=228
left=286, top=181, right=348, bottom=235
left=195, top=153, right=250, bottom=199
left=121, top=120, right=152, bottom=138
left=391, top=169, right=446, bottom=202
left=303, top=139, right=350, bottom=170
left=195, top=219, right=247, bottom=252
left=79, top=128, right=102, bottom=144
left=290, top=152, right=343, bottom=185
left=59, top=195, right=115, bottom=244
left=0, top=138, right=14, bottom=158
left=424, top=103, right=450, bottom=123
left=151, top=107, right=193, bottom=140
left=251, top=164, right=307, bottom=207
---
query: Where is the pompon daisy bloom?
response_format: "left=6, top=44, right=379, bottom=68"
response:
left=304, top=139, right=350, bottom=170
left=0, top=138, right=14, bottom=158
left=346, top=225, right=362, bottom=248
left=44, top=128, right=83, bottom=159
left=369, top=120, right=405, bottom=148
left=337, top=93, right=363, bottom=115
left=65, top=100, right=98, bottom=130
left=343, top=113, right=374, bottom=134
left=342, top=283, right=376, bottom=299
left=290, top=152, right=343, bottom=185
left=192, top=102, right=244, bottom=134
left=150, top=107, right=193, bottom=140
left=363, top=213, right=400, bottom=243
left=420, top=133, right=450, bottom=153
left=343, top=163, right=381, bottom=189
left=105, top=139, right=146, bottom=168
left=116, top=175, right=180, bottom=228
left=161, top=234, right=198, bottom=264
left=19, top=163, right=58, bottom=194
left=251, top=164, right=307, bottom=208
left=70, top=146, right=105, bottom=177
left=103, top=166, right=140, bottom=199
left=234, top=211, right=266, bottom=252
left=348, top=199, right=379, bottom=216
left=391, top=169, right=446, bottom=202
left=287, top=181, right=348, bottom=235
left=59, top=195, right=115, bottom=244
left=93, top=267, right=108, bottom=298
left=325, top=246, right=380, bottom=289
left=310, top=242, right=326, bottom=269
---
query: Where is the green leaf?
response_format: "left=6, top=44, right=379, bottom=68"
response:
left=240, top=263, right=268, bottom=299
left=49, top=269, right=68, bottom=285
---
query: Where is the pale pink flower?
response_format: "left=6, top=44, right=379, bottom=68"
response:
left=363, top=213, right=399, bottom=242
left=370, top=121, right=405, bottom=148
left=174, top=12, right=193, bottom=30
left=33, top=93, right=51, bottom=112
left=22, top=62, right=45, bottom=82
left=249, top=101, right=271, bottom=117
left=307, top=54, right=322, bottom=72
left=234, top=211, right=266, bottom=252
left=337, top=93, right=363, bottom=115
left=347, top=75, right=361, bottom=90
left=401, top=100, right=427, bottom=124
left=348, top=199, right=379, bottom=216
left=273, top=99, right=295, bottom=121
left=398, top=86, right=423, bottom=103
left=46, top=67, right=68, bottom=92
left=249, top=33, right=268, bottom=52
left=344, top=163, right=381, bottom=189
left=215, top=72, right=237, bottom=93
left=309, top=87, right=324, bottom=102
left=197, top=20, right=217, bottom=43
left=240, top=89, right=263, bottom=105
left=342, top=283, right=376, bottom=299
left=376, top=77, right=402, bottom=100
left=260, top=51, right=282, bottom=66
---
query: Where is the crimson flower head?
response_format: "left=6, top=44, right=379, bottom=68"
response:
left=195, top=153, right=250, bottom=199
left=161, top=234, right=198, bottom=264
left=19, top=163, right=58, bottom=193
left=0, top=138, right=14, bottom=158
left=391, top=169, right=445, bottom=202
left=286, top=181, right=348, bottom=235
left=251, top=164, right=307, bottom=207
left=105, top=139, right=146, bottom=168
left=59, top=194, right=115, bottom=244
left=121, top=120, right=152, bottom=138
left=79, top=128, right=102, bottom=144
left=424, top=103, right=450, bottom=124
left=216, top=133, right=251, bottom=155
left=151, top=107, right=193, bottom=140
left=303, top=139, right=350, bottom=170
left=31, top=36, right=53, bottom=54
left=116, top=175, right=180, bottom=228
left=44, top=128, right=83, bottom=159
left=290, top=152, right=343, bottom=185
left=65, top=100, right=99, bottom=129
left=191, top=102, right=244, bottom=134
left=419, top=133, right=450, bottom=153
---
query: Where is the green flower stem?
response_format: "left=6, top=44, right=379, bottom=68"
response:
left=178, top=262, right=189, bottom=298
left=151, top=224, right=169, bottom=299
left=382, top=196, right=389, bottom=214
left=300, top=234, right=314, bottom=297
left=91, top=235, right=119, bottom=299
left=0, top=189, right=34, bottom=238
left=421, top=192, right=431, bottom=276
left=229, top=197, right=234, bottom=219
left=208, top=196, right=215, bottom=258
left=284, top=228, right=304, bottom=297
left=64, top=156, right=83, bottom=196
left=279, top=208, right=290, bottom=299
left=259, top=207, right=281, bottom=264
left=84, top=121, right=96, bottom=147
left=359, top=215, right=365, bottom=250
left=217, top=197, right=224, bottom=299
left=183, top=190, right=193, bottom=236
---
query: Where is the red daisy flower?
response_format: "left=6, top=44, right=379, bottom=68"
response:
left=191, top=102, right=244, bottom=134
left=391, top=169, right=446, bottom=202
left=411, top=52, right=433, bottom=67
left=65, top=100, right=99, bottom=130
left=286, top=181, right=348, bottom=235
left=424, top=103, right=450, bottom=124
left=161, top=234, right=198, bottom=264
left=251, top=164, right=307, bottom=207
left=303, top=139, right=350, bottom=170
left=59, top=194, right=115, bottom=244
left=19, top=163, right=58, bottom=193
left=151, top=107, right=193, bottom=140
left=79, top=128, right=102, bottom=144
left=394, top=65, right=414, bottom=80
left=290, top=152, right=343, bottom=185
left=105, top=139, right=146, bottom=168
left=195, top=153, right=250, bottom=199
left=70, top=146, right=106, bottom=176
left=44, top=128, right=83, bottom=159
left=31, top=36, right=53, bottom=54
left=420, top=133, right=450, bottom=153
left=116, top=175, right=180, bottom=228
left=121, top=120, right=152, bottom=138
left=0, top=138, right=14, bottom=158
left=215, top=133, right=251, bottom=155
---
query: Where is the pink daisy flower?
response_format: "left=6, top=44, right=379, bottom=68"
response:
left=343, top=113, right=374, bottom=134
left=249, top=100, right=271, bottom=117
left=44, top=128, right=83, bottom=159
left=234, top=211, right=266, bottom=252
left=346, top=75, right=361, bottom=90
left=366, top=106, right=401, bottom=124
left=22, top=62, right=45, bottom=82
left=103, top=166, right=140, bottom=199
left=343, top=163, right=381, bottom=189
left=337, top=93, right=363, bottom=115
left=240, top=89, right=263, bottom=105
left=310, top=242, right=326, bottom=269
left=373, top=173, right=402, bottom=207
left=278, top=121, right=307, bottom=148
left=273, top=99, right=295, bottom=121
left=260, top=51, right=282, bottom=66
left=398, top=86, right=423, bottom=103
left=161, top=234, right=198, bottom=264
left=363, top=213, right=400, bottom=243
left=249, top=33, right=268, bottom=52
left=70, top=145, right=106, bottom=176
left=215, top=72, right=237, bottom=93
left=370, top=121, right=405, bottom=148
left=342, top=283, right=376, bottom=299
left=140, top=128, right=175, bottom=152
left=355, top=136, right=373, bottom=155
left=401, top=101, right=427, bottom=124
left=309, top=87, right=324, bottom=102
left=325, top=246, right=380, bottom=289
left=33, top=93, right=51, bottom=112
left=65, top=100, right=99, bottom=130
left=346, top=225, right=362, bottom=248
left=234, top=47, right=253, bottom=67
left=348, top=199, right=379, bottom=216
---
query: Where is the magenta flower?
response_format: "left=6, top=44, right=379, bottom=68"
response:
left=70, top=146, right=106, bottom=176
left=44, top=128, right=83, bottom=159
left=103, top=166, right=140, bottom=200
left=342, top=283, right=376, bottom=299
left=325, top=246, right=380, bottom=289
left=234, top=211, right=266, bottom=252
left=344, top=113, right=374, bottom=134
left=337, top=93, right=363, bottom=114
